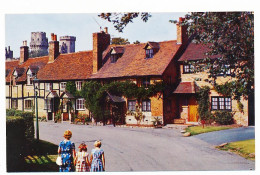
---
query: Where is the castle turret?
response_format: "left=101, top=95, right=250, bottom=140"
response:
left=59, top=36, right=76, bottom=54
left=30, top=32, right=49, bottom=55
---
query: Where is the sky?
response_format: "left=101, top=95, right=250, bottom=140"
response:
left=5, top=12, right=187, bottom=58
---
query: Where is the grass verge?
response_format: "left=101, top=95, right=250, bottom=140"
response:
left=186, top=125, right=233, bottom=136
left=216, top=139, right=255, bottom=160
left=23, top=139, right=59, bottom=172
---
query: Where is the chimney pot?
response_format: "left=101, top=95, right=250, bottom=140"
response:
left=51, top=33, right=54, bottom=41
left=104, top=27, right=108, bottom=34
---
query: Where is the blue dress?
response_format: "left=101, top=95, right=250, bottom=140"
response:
left=90, top=148, right=104, bottom=172
left=59, top=140, right=75, bottom=172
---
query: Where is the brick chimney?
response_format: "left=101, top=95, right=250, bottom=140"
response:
left=20, top=40, right=29, bottom=64
left=176, top=17, right=188, bottom=45
left=48, top=34, right=59, bottom=63
left=93, top=28, right=110, bottom=73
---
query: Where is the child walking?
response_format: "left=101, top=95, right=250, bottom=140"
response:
left=74, top=143, right=90, bottom=172
left=90, top=140, right=105, bottom=172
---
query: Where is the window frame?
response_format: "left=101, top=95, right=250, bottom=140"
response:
left=183, top=64, right=194, bottom=74
left=142, top=78, right=150, bottom=87
left=76, top=98, right=85, bottom=110
left=110, top=54, right=118, bottom=63
left=60, top=82, right=67, bottom=91
left=142, top=99, right=151, bottom=112
left=25, top=99, right=33, bottom=109
left=145, top=49, right=154, bottom=59
left=27, top=73, right=33, bottom=85
left=44, top=99, right=52, bottom=110
left=46, top=83, right=53, bottom=91
left=211, top=96, right=232, bottom=111
left=11, top=99, right=18, bottom=109
left=128, top=100, right=136, bottom=111
left=76, top=81, right=82, bottom=91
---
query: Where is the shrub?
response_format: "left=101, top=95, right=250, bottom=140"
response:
left=6, top=109, right=16, bottom=116
left=214, top=111, right=234, bottom=125
left=6, top=116, right=26, bottom=172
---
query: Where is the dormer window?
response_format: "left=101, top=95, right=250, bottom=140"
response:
left=146, top=49, right=154, bottom=59
left=110, top=46, right=124, bottom=63
left=27, top=69, right=33, bottom=85
left=144, top=42, right=159, bottom=59
left=110, top=54, right=118, bottom=63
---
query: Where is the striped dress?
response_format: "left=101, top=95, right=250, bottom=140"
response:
left=90, top=148, right=104, bottom=172
left=75, top=151, right=90, bottom=172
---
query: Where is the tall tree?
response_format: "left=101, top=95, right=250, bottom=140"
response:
left=178, top=12, right=254, bottom=99
left=99, top=13, right=151, bottom=32
left=111, top=37, right=130, bottom=45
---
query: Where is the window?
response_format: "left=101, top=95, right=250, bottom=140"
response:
left=27, top=74, right=33, bottom=85
left=12, top=99, right=18, bottom=109
left=25, top=99, right=33, bottom=109
left=76, top=98, right=85, bottom=110
left=76, top=81, right=82, bottom=91
left=110, top=54, right=118, bottom=63
left=183, top=64, right=194, bottom=73
left=60, top=82, right=67, bottom=91
left=219, top=64, right=231, bottom=76
left=142, top=78, right=150, bottom=87
left=44, top=99, right=52, bottom=110
left=142, top=100, right=151, bottom=112
left=46, top=83, right=52, bottom=91
left=145, top=49, right=153, bottom=59
left=128, top=100, right=136, bottom=111
left=211, top=97, right=232, bottom=111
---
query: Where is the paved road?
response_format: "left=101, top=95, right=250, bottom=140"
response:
left=38, top=122, right=255, bottom=171
left=194, top=126, right=255, bottom=145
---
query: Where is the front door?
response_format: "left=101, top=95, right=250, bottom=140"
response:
left=188, top=96, right=198, bottom=122
left=188, top=105, right=198, bottom=122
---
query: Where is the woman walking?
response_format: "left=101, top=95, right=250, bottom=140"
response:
left=74, top=143, right=90, bottom=172
left=90, top=140, right=105, bottom=172
left=58, top=130, right=76, bottom=172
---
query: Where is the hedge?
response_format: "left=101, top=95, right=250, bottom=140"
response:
left=6, top=109, right=35, bottom=142
left=6, top=109, right=35, bottom=172
left=6, top=116, right=26, bottom=172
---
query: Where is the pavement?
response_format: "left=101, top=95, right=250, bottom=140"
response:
left=38, top=121, right=255, bottom=171
left=194, top=126, right=255, bottom=145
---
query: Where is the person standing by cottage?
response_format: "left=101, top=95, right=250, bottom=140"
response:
left=74, top=143, right=90, bottom=172
left=58, top=130, right=76, bottom=172
left=90, top=140, right=105, bottom=172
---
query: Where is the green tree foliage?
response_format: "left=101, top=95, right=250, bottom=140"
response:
left=111, top=37, right=130, bottom=45
left=65, top=81, right=79, bottom=97
left=197, top=86, right=213, bottom=123
left=173, top=12, right=254, bottom=99
left=99, top=12, right=151, bottom=32
left=133, top=40, right=140, bottom=44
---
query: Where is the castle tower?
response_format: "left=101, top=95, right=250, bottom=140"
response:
left=30, top=32, right=49, bottom=55
left=5, top=46, right=13, bottom=60
left=59, top=36, right=76, bottom=54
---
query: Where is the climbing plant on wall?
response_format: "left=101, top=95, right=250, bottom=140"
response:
left=80, top=80, right=165, bottom=123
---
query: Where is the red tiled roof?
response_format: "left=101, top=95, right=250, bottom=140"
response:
left=178, top=43, right=219, bottom=62
left=173, top=82, right=196, bottom=94
left=5, top=60, right=19, bottom=82
left=91, top=40, right=181, bottom=79
left=5, top=56, right=49, bottom=83
left=37, top=51, right=93, bottom=81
